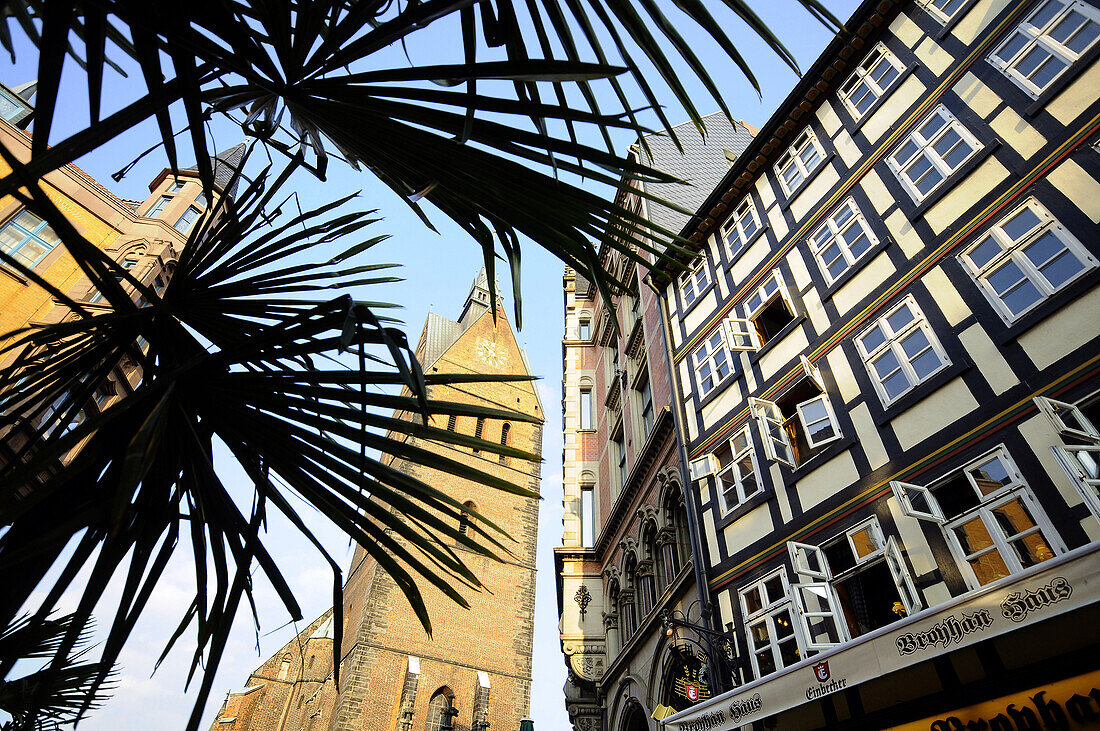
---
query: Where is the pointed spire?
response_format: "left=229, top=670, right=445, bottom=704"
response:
left=458, top=266, right=498, bottom=327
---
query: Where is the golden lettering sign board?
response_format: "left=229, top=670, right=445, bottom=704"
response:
left=889, top=668, right=1100, bottom=730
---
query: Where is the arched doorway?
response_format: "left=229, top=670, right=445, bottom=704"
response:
left=619, top=699, right=649, bottom=731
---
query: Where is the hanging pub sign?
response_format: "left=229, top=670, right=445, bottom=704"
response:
left=671, top=646, right=712, bottom=703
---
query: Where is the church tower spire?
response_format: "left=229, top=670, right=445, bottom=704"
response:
left=458, top=266, right=498, bottom=327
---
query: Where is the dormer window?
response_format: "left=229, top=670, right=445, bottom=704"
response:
left=174, top=206, right=202, bottom=233
left=148, top=196, right=172, bottom=217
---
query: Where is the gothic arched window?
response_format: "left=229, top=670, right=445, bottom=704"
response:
left=499, top=422, right=511, bottom=463
left=424, top=688, right=454, bottom=731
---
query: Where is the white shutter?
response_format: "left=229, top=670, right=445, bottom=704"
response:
left=800, top=355, right=824, bottom=391
left=1035, top=396, right=1100, bottom=443
left=787, top=540, right=829, bottom=580
left=724, top=317, right=760, bottom=351
left=793, top=583, right=845, bottom=651
left=690, top=454, right=720, bottom=480
left=890, top=480, right=945, bottom=522
left=885, top=536, right=921, bottom=617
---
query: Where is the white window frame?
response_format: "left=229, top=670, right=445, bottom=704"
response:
left=855, top=295, right=951, bottom=407
left=690, top=454, right=720, bottom=481
left=750, top=397, right=795, bottom=467
left=795, top=394, right=843, bottom=449
left=788, top=518, right=922, bottom=641
left=579, top=388, right=593, bottom=430
left=807, top=198, right=879, bottom=285
left=716, top=425, right=764, bottom=516
left=741, top=269, right=796, bottom=347
left=944, top=487, right=1063, bottom=590
left=723, top=317, right=761, bottom=352
left=739, top=568, right=805, bottom=679
left=693, top=328, right=734, bottom=397
left=895, top=447, right=1065, bottom=590
left=679, top=257, right=711, bottom=310
left=921, top=0, right=969, bottom=24
left=958, top=199, right=1097, bottom=324
left=887, top=105, right=982, bottom=203
left=1036, top=395, right=1100, bottom=521
left=774, top=128, right=826, bottom=197
left=988, top=0, right=1100, bottom=98
left=174, top=204, right=202, bottom=233
left=839, top=43, right=907, bottom=120
left=581, top=486, right=595, bottom=548
left=720, top=198, right=761, bottom=261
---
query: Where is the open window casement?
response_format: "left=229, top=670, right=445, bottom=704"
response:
left=800, top=355, right=824, bottom=390
left=793, top=583, right=845, bottom=651
left=884, top=536, right=921, bottom=617
left=787, top=540, right=829, bottom=580
left=1054, top=445, right=1100, bottom=496
left=1035, top=396, right=1100, bottom=444
left=750, top=397, right=794, bottom=466
left=724, top=317, right=761, bottom=351
left=890, top=480, right=945, bottom=523
left=795, top=394, right=842, bottom=449
left=690, top=454, right=720, bottom=481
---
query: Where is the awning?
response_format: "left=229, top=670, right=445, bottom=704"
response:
left=662, top=542, right=1100, bottom=731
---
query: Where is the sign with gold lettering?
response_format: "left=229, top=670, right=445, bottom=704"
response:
left=888, top=669, right=1100, bottom=730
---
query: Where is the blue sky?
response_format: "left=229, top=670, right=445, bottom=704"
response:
left=1, top=1, right=860, bottom=727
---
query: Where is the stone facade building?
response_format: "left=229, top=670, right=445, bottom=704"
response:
left=555, top=116, right=756, bottom=731
left=0, top=79, right=242, bottom=463
left=210, top=271, right=543, bottom=731
left=642, top=0, right=1100, bottom=726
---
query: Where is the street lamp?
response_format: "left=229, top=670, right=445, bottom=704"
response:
left=660, top=608, right=741, bottom=693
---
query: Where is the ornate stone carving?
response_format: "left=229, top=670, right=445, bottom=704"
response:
left=602, top=611, right=618, bottom=631
left=563, top=639, right=607, bottom=682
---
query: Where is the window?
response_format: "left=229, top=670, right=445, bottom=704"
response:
left=424, top=690, right=453, bottom=731
left=719, top=198, right=761, bottom=260
left=446, top=414, right=457, bottom=431
left=887, top=106, right=982, bottom=203
left=195, top=191, right=209, bottom=209
left=0, top=85, right=32, bottom=125
left=774, top=128, right=826, bottom=197
left=958, top=199, right=1096, bottom=323
left=458, top=501, right=476, bottom=536
left=581, top=486, right=595, bottom=548
left=1038, top=395, right=1100, bottom=520
left=89, top=258, right=138, bottom=304
left=740, top=270, right=796, bottom=348
left=750, top=357, right=841, bottom=467
left=855, top=296, right=950, bottom=407
left=472, top=417, right=485, bottom=453
left=579, top=388, right=593, bottom=430
left=740, top=569, right=803, bottom=679
left=922, top=0, right=968, bottom=22
left=278, top=654, right=292, bottom=680
left=789, top=519, right=920, bottom=647
left=892, top=447, right=1063, bottom=588
left=612, top=424, right=627, bottom=492
left=636, top=370, right=654, bottom=438
left=839, top=43, right=906, bottom=119
left=989, top=0, right=1100, bottom=98
left=692, top=329, right=734, bottom=397
left=578, top=319, right=591, bottom=341
left=807, top=199, right=878, bottom=284
left=679, top=257, right=711, bottom=309
left=499, top=422, right=510, bottom=463
left=147, top=196, right=172, bottom=217
left=174, top=205, right=202, bottom=232
left=713, top=425, right=763, bottom=515
left=0, top=210, right=60, bottom=268
left=168, top=181, right=186, bottom=193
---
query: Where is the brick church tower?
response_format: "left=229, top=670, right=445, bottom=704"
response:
left=210, top=269, right=543, bottom=731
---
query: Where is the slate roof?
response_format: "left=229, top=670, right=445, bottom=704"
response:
left=182, top=142, right=246, bottom=193
left=423, top=311, right=463, bottom=368
left=636, top=112, right=755, bottom=236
